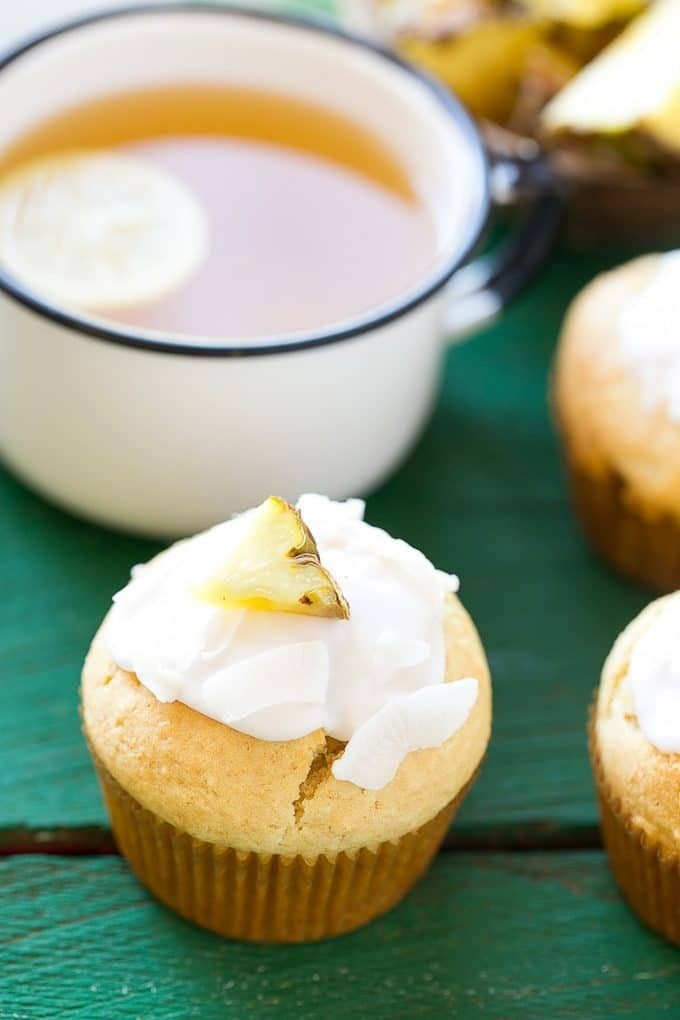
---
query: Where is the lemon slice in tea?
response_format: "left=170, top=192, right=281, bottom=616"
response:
left=0, top=150, right=208, bottom=312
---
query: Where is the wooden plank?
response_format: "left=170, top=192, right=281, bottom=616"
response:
left=0, top=479, right=158, bottom=829
left=0, top=246, right=650, bottom=836
left=2, top=852, right=680, bottom=1018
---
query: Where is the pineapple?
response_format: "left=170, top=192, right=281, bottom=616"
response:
left=197, top=497, right=350, bottom=619
left=399, top=17, right=543, bottom=123
left=519, top=0, right=646, bottom=30
left=541, top=0, right=680, bottom=155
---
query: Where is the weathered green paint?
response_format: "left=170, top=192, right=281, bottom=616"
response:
left=1, top=6, right=674, bottom=1012
left=2, top=853, right=679, bottom=1019
left=0, top=246, right=648, bottom=836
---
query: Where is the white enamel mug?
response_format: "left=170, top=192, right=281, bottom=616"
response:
left=0, top=4, right=561, bottom=537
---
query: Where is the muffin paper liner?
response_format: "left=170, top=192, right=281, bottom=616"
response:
left=93, top=754, right=473, bottom=942
left=563, top=454, right=680, bottom=593
left=590, top=720, right=680, bottom=945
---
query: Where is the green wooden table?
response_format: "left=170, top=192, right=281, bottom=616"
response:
left=4, top=240, right=680, bottom=1018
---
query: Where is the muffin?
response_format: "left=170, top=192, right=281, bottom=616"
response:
left=553, top=251, right=680, bottom=591
left=82, top=494, right=491, bottom=942
left=591, top=593, right=680, bottom=944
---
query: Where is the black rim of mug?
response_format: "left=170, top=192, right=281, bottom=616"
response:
left=0, top=2, right=490, bottom=358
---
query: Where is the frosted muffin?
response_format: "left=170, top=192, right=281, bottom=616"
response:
left=554, top=251, right=680, bottom=591
left=591, top=593, right=680, bottom=944
left=82, top=494, right=491, bottom=942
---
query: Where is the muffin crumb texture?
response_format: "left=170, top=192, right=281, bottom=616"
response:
left=292, top=737, right=345, bottom=827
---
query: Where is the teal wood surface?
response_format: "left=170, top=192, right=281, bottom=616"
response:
left=1, top=7, right=677, bottom=1014
left=3, top=853, right=680, bottom=1019
left=0, top=246, right=649, bottom=839
left=1, top=193, right=676, bottom=1017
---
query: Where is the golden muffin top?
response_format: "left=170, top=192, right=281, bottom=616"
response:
left=82, top=593, right=491, bottom=856
left=82, top=495, right=491, bottom=855
left=554, top=252, right=680, bottom=517
left=594, top=593, right=680, bottom=854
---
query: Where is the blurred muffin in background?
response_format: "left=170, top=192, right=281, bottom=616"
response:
left=553, top=251, right=680, bottom=592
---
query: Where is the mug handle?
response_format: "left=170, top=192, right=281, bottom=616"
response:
left=443, top=137, right=563, bottom=341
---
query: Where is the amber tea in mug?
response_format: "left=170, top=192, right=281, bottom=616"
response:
left=0, top=84, right=438, bottom=339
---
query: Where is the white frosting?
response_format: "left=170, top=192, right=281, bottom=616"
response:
left=618, top=251, right=680, bottom=421
left=629, top=598, right=680, bottom=754
left=105, top=495, right=478, bottom=790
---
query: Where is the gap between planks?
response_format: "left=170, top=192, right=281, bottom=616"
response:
left=0, top=821, right=602, bottom=857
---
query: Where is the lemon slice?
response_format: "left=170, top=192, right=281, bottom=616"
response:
left=0, top=151, right=208, bottom=311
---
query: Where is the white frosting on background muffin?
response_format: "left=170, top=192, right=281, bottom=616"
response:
left=618, top=250, right=680, bottom=421
left=629, top=595, right=680, bottom=753
left=105, top=495, right=479, bottom=790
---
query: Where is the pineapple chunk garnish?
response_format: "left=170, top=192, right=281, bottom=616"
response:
left=541, top=0, right=680, bottom=154
left=197, top=497, right=350, bottom=619
left=399, top=18, right=542, bottom=123
left=518, top=0, right=646, bottom=30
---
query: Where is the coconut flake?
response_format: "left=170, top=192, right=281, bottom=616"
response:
left=437, top=569, right=460, bottom=595
left=374, top=630, right=430, bottom=673
left=107, top=583, right=243, bottom=686
left=332, top=678, right=478, bottom=790
left=135, top=661, right=185, bottom=703
left=202, top=641, right=330, bottom=724
left=297, top=493, right=365, bottom=528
